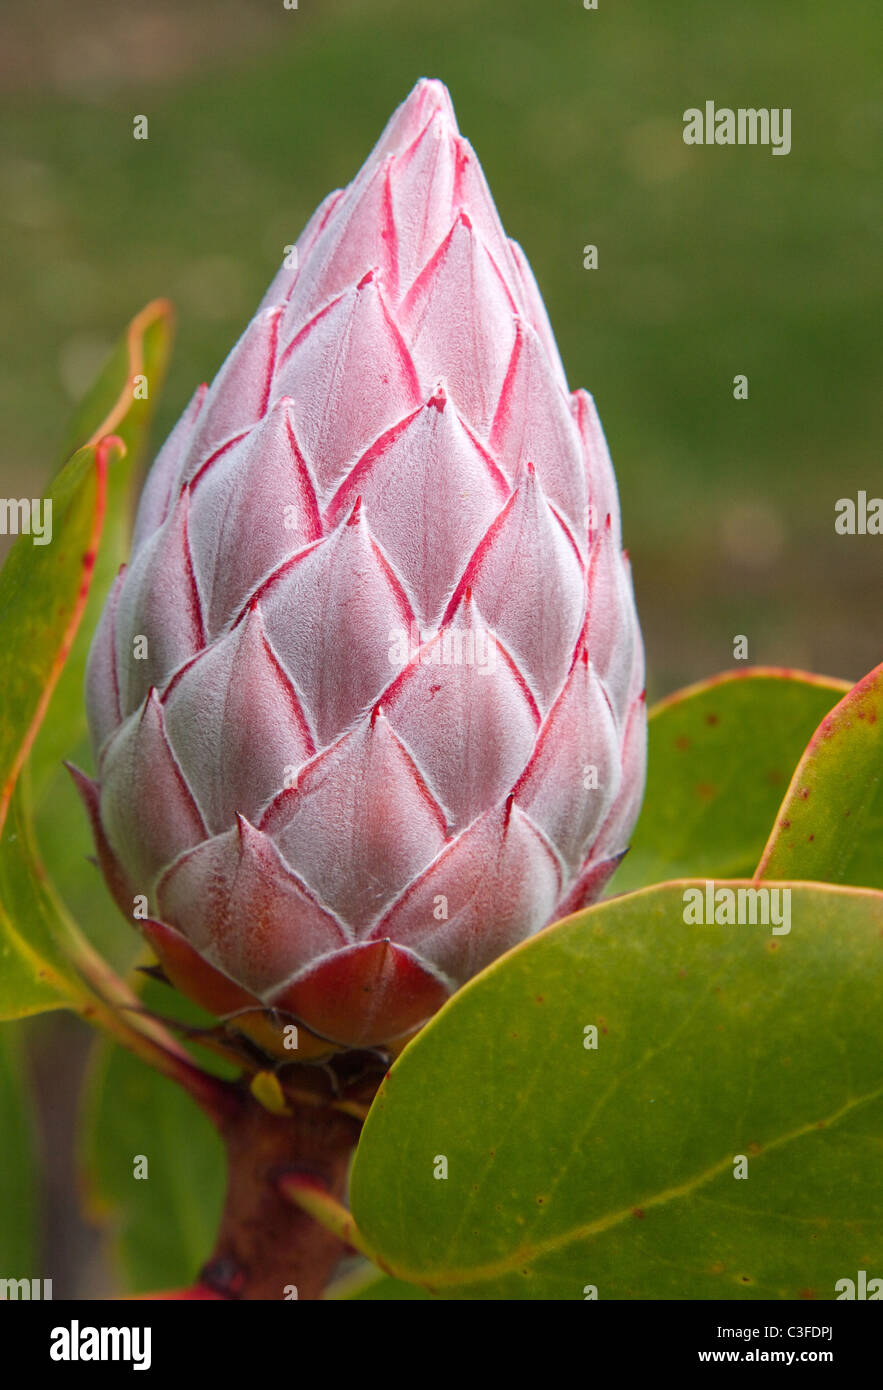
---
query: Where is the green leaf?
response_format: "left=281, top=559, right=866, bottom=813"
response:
left=613, top=669, right=849, bottom=892
left=79, top=978, right=225, bottom=1294
left=757, top=664, right=883, bottom=890
left=0, top=443, right=109, bottom=835
left=0, top=1026, right=40, bottom=1269
left=327, top=1270, right=432, bottom=1300
left=57, top=299, right=173, bottom=467
left=0, top=301, right=174, bottom=1017
left=0, top=784, right=80, bottom=1019
left=30, top=299, right=173, bottom=803
left=30, top=302, right=172, bottom=972
left=0, top=439, right=114, bottom=1020
left=351, top=881, right=883, bottom=1300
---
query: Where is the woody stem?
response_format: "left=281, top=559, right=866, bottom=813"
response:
left=200, top=1085, right=364, bottom=1301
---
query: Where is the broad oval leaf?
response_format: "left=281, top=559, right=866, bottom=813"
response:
left=351, top=881, right=883, bottom=1300
left=613, top=669, right=848, bottom=893
left=757, top=663, right=883, bottom=890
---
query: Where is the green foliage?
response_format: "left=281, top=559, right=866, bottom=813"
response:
left=0, top=442, right=107, bottom=836
left=29, top=301, right=172, bottom=804
left=614, top=670, right=848, bottom=892
left=326, top=1266, right=432, bottom=1300
left=351, top=880, right=883, bottom=1300
left=0, top=441, right=111, bottom=1021
left=758, top=663, right=883, bottom=889
left=0, top=1029, right=39, bottom=1270
left=0, top=301, right=173, bottom=1021
left=31, top=303, right=173, bottom=970
left=0, top=256, right=878, bottom=1301
left=79, top=983, right=226, bottom=1294
left=0, top=784, right=80, bottom=1020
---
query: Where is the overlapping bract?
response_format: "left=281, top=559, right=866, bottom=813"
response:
left=78, top=79, right=646, bottom=1058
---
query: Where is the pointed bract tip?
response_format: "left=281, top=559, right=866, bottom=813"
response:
left=405, top=77, right=456, bottom=125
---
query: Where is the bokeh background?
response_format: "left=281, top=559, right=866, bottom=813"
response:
left=3, top=0, right=881, bottom=691
left=0, top=0, right=880, bottom=1296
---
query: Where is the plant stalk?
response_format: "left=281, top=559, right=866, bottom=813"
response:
left=201, top=1087, right=365, bottom=1300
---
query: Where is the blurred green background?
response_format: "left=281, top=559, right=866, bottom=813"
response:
left=0, top=0, right=880, bottom=1299
left=1, top=0, right=880, bottom=695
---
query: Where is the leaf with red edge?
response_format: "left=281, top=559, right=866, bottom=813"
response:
left=756, top=662, right=883, bottom=889
left=0, top=441, right=114, bottom=837
left=612, top=668, right=849, bottom=893
left=0, top=299, right=173, bottom=1015
left=29, top=300, right=174, bottom=974
left=30, top=299, right=174, bottom=803
left=0, top=441, right=115, bottom=1017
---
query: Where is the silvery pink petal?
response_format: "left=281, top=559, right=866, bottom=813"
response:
left=257, top=501, right=412, bottom=746
left=66, top=763, right=136, bottom=917
left=181, top=306, right=282, bottom=471
left=585, top=521, right=641, bottom=725
left=114, top=489, right=205, bottom=715
left=400, top=212, right=517, bottom=437
left=572, top=388, right=621, bottom=547
left=361, top=78, right=456, bottom=183
left=490, top=319, right=588, bottom=546
left=258, top=188, right=347, bottom=312
left=389, top=108, right=458, bottom=290
left=274, top=271, right=421, bottom=506
left=514, top=650, right=622, bottom=871
left=187, top=396, right=320, bottom=633
left=374, top=802, right=560, bottom=986
left=272, top=938, right=451, bottom=1051
left=444, top=462, right=585, bottom=711
left=552, top=852, right=626, bottom=921
left=131, top=383, right=207, bottom=553
left=325, top=386, right=508, bottom=629
left=384, top=597, right=539, bottom=831
left=279, top=158, right=397, bottom=339
left=261, top=710, right=447, bottom=933
left=155, top=816, right=347, bottom=998
left=99, top=691, right=206, bottom=896
left=593, top=692, right=648, bottom=862
left=84, top=566, right=124, bottom=762
left=449, top=138, right=523, bottom=301
left=83, top=78, right=646, bottom=1055
left=162, top=605, right=315, bottom=833
left=508, top=238, right=568, bottom=392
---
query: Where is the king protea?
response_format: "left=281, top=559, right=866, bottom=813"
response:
left=74, top=79, right=646, bottom=1060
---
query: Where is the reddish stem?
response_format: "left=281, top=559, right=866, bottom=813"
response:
left=129, top=1285, right=226, bottom=1300
left=200, top=1086, right=363, bottom=1301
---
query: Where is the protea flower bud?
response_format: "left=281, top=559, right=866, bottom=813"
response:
left=75, top=79, right=646, bottom=1060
